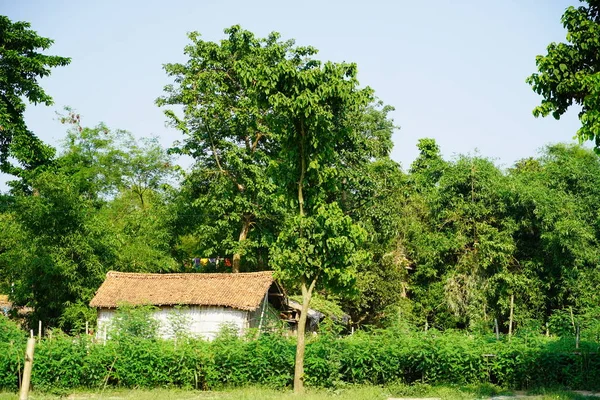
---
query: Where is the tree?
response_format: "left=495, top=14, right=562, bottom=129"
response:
left=159, top=28, right=387, bottom=390
left=57, top=110, right=175, bottom=203
left=0, top=114, right=178, bottom=330
left=345, top=159, right=410, bottom=327
left=260, top=37, right=379, bottom=392
left=0, top=16, right=70, bottom=176
left=527, top=0, right=600, bottom=149
left=2, top=170, right=108, bottom=329
left=507, top=144, right=600, bottom=327
left=271, top=204, right=367, bottom=392
left=157, top=26, right=284, bottom=272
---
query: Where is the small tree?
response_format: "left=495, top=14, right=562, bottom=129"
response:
left=271, top=203, right=367, bottom=392
left=264, top=42, right=375, bottom=392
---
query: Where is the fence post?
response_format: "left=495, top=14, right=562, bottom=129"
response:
left=494, top=318, right=499, bottom=340
left=19, top=337, right=36, bottom=400
left=508, top=294, right=514, bottom=337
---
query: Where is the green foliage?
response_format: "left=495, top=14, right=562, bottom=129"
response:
left=0, top=114, right=178, bottom=331
left=158, top=26, right=285, bottom=272
left=527, top=0, right=600, bottom=149
left=272, top=203, right=367, bottom=295
left=165, top=306, right=192, bottom=340
left=0, top=315, right=24, bottom=344
left=289, top=293, right=345, bottom=320
left=109, top=305, right=160, bottom=340
left=0, top=16, right=69, bottom=177
left=1, top=330, right=599, bottom=392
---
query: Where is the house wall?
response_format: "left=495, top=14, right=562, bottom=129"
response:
left=96, top=306, right=250, bottom=341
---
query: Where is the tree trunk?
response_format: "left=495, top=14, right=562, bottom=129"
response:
left=294, top=277, right=316, bottom=394
left=232, top=217, right=251, bottom=273
left=297, top=121, right=306, bottom=217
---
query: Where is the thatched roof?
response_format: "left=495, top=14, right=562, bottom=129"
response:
left=89, top=271, right=275, bottom=311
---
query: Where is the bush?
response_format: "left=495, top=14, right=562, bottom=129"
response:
left=0, top=315, right=26, bottom=391
left=0, top=314, right=25, bottom=343
left=109, top=304, right=160, bottom=340
left=1, top=328, right=600, bottom=392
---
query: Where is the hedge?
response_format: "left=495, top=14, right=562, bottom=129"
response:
left=1, top=329, right=599, bottom=392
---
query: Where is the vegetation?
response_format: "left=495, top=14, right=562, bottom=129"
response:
left=528, top=0, right=600, bottom=149
left=1, top=320, right=600, bottom=393
left=4, top=5, right=600, bottom=395
left=0, top=16, right=69, bottom=180
left=2, top=17, right=600, bottom=336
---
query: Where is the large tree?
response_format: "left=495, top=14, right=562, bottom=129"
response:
left=527, top=0, right=600, bottom=149
left=157, top=26, right=284, bottom=272
left=161, top=26, right=395, bottom=392
left=0, top=16, right=70, bottom=176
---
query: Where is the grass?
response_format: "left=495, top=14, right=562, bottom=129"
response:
left=0, top=385, right=598, bottom=399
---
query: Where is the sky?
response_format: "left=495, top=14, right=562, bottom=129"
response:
left=1, top=0, right=583, bottom=190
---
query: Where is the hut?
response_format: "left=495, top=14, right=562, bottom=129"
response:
left=0, top=295, right=11, bottom=316
left=0, top=294, right=33, bottom=318
left=89, top=271, right=286, bottom=340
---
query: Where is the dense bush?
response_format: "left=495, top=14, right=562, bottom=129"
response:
left=1, top=328, right=600, bottom=392
left=0, top=315, right=26, bottom=390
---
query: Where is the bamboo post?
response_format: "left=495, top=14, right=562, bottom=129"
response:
left=38, top=321, right=41, bottom=340
left=508, top=294, right=514, bottom=337
left=85, top=321, right=89, bottom=336
left=257, top=291, right=268, bottom=334
left=19, top=337, right=36, bottom=400
left=494, top=318, right=500, bottom=340
left=29, top=330, right=33, bottom=339
left=570, top=307, right=576, bottom=334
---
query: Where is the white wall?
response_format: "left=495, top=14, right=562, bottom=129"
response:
left=96, top=306, right=250, bottom=341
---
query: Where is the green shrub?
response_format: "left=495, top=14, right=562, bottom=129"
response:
left=1, top=328, right=600, bottom=392
left=0, top=315, right=26, bottom=391
left=0, top=314, right=25, bottom=344
left=109, top=304, right=159, bottom=340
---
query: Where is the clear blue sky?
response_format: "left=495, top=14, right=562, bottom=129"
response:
left=2, top=0, right=582, bottom=190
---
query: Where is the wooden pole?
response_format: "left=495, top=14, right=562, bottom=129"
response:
left=19, top=337, right=36, bottom=400
left=38, top=321, right=41, bottom=340
left=508, top=294, right=514, bottom=337
left=570, top=307, right=576, bottom=334
left=85, top=321, right=89, bottom=336
left=494, top=318, right=500, bottom=340
left=257, top=291, right=268, bottom=334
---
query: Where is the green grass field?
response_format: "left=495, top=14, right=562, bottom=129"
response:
left=0, top=385, right=598, bottom=400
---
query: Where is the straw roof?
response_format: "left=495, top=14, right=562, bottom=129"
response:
left=89, top=271, right=275, bottom=311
